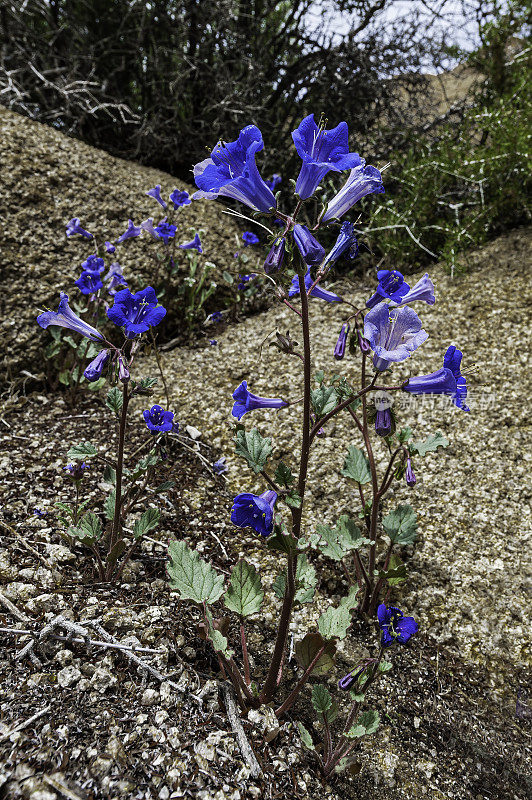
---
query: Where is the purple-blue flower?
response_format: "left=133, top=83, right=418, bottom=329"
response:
left=81, top=254, right=105, bottom=274
left=366, top=270, right=411, bottom=309
left=363, top=302, right=428, bottom=371
left=232, top=380, right=287, bottom=420
left=64, top=462, right=90, bottom=480
left=209, top=338, right=217, bottom=346
left=37, top=292, right=104, bottom=341
left=117, top=219, right=142, bottom=243
left=193, top=124, right=276, bottom=213
left=375, top=408, right=392, bottom=437
left=377, top=604, right=418, bottom=647
left=264, top=238, right=285, bottom=273
left=292, top=224, right=326, bottom=266
left=179, top=233, right=202, bottom=253
left=266, top=174, right=282, bottom=192
left=292, top=114, right=362, bottom=200
left=155, top=221, right=177, bottom=243
left=33, top=508, right=47, bottom=517
left=334, top=323, right=349, bottom=360
left=146, top=185, right=167, bottom=209
left=75, top=271, right=103, bottom=296
left=288, top=268, right=343, bottom=303
left=207, top=311, right=223, bottom=323
left=170, top=189, right=191, bottom=208
left=403, top=345, right=469, bottom=411
left=213, top=457, right=228, bottom=475
left=140, top=218, right=159, bottom=239
left=231, top=490, right=278, bottom=537
left=118, top=356, right=130, bottom=383
left=322, top=164, right=384, bottom=223
left=105, top=241, right=116, bottom=254
left=405, top=458, right=416, bottom=487
left=321, top=221, right=358, bottom=272
left=237, top=273, right=257, bottom=291
left=84, top=348, right=110, bottom=382
left=242, top=231, right=259, bottom=246
left=396, top=274, right=435, bottom=307
left=105, top=262, right=128, bottom=294
left=143, top=404, right=175, bottom=434
left=66, top=218, right=93, bottom=239
left=107, top=287, right=166, bottom=338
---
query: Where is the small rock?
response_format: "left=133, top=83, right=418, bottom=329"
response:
left=90, top=667, right=117, bottom=691
left=141, top=688, right=159, bottom=707
left=44, top=544, right=76, bottom=563
left=57, top=665, right=81, bottom=688
left=185, top=425, right=202, bottom=440
left=3, top=582, right=37, bottom=602
left=54, top=649, right=73, bottom=667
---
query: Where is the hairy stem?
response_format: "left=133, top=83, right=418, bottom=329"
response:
left=260, top=267, right=311, bottom=703
left=109, top=382, right=129, bottom=555
left=274, top=645, right=326, bottom=718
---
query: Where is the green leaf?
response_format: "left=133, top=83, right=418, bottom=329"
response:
left=377, top=554, right=407, bottom=586
left=345, top=709, right=380, bottom=739
left=54, top=502, right=74, bottom=519
left=297, top=722, right=315, bottom=751
left=106, top=387, right=123, bottom=415
left=103, top=465, right=116, bottom=485
left=410, top=431, right=449, bottom=457
left=265, top=526, right=298, bottom=553
left=126, top=451, right=160, bottom=483
left=104, top=490, right=116, bottom=521
left=378, top=660, right=393, bottom=674
left=311, top=515, right=371, bottom=561
left=314, top=370, right=325, bottom=385
left=167, top=540, right=225, bottom=605
left=397, top=426, right=413, bottom=443
left=317, top=603, right=352, bottom=641
left=311, top=684, right=332, bottom=715
left=284, top=489, right=302, bottom=509
left=133, top=508, right=160, bottom=539
left=204, top=606, right=233, bottom=657
left=274, top=462, right=294, bottom=487
left=106, top=539, right=126, bottom=566
left=341, top=446, right=371, bottom=485
left=272, top=553, right=317, bottom=604
left=153, top=480, right=174, bottom=494
left=79, top=512, right=103, bottom=541
left=87, top=377, right=106, bottom=391
left=135, top=377, right=158, bottom=395
left=326, top=701, right=339, bottom=724
left=224, top=561, right=264, bottom=617
left=382, top=504, right=417, bottom=544
left=294, top=632, right=336, bottom=676
left=234, top=427, right=272, bottom=473
left=222, top=270, right=234, bottom=285
left=67, top=442, right=98, bottom=460
left=310, top=385, right=338, bottom=418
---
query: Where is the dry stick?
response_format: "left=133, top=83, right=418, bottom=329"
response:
left=0, top=705, right=51, bottom=744
left=0, top=519, right=54, bottom=570
left=43, top=775, right=85, bottom=800
left=0, top=628, right=164, bottom=654
left=0, top=590, right=42, bottom=667
left=222, top=683, right=263, bottom=779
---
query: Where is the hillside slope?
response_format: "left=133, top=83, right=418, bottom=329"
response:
left=0, top=107, right=240, bottom=382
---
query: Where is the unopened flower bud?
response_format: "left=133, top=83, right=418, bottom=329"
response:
left=334, top=323, right=350, bottom=360
left=118, top=357, right=130, bottom=383
left=358, top=329, right=371, bottom=353
left=83, top=349, right=110, bottom=382
left=405, top=457, right=416, bottom=487
left=375, top=408, right=392, bottom=437
left=264, top=238, right=285, bottom=273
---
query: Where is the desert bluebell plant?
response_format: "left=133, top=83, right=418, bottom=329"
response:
left=37, top=280, right=174, bottom=582
left=166, top=113, right=470, bottom=776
